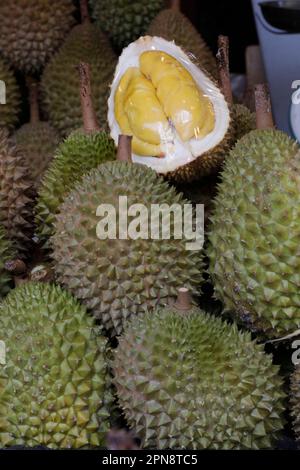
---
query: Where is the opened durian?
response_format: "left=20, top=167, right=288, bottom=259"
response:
left=89, top=0, right=164, bottom=50
left=0, top=58, right=21, bottom=131
left=52, top=138, right=203, bottom=336
left=0, top=0, right=75, bottom=73
left=108, top=36, right=231, bottom=182
left=147, top=9, right=218, bottom=79
left=0, top=224, right=15, bottom=298
left=41, top=8, right=117, bottom=137
left=0, top=282, right=112, bottom=448
left=0, top=129, right=33, bottom=258
left=208, top=88, right=300, bottom=338
left=113, top=289, right=285, bottom=449
left=13, top=82, right=60, bottom=190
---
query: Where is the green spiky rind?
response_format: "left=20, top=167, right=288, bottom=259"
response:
left=13, top=122, right=60, bottom=189
left=0, top=282, right=112, bottom=449
left=89, top=0, right=164, bottom=50
left=0, top=224, right=15, bottom=297
left=35, top=130, right=116, bottom=247
left=0, top=0, right=75, bottom=73
left=41, top=23, right=117, bottom=137
left=0, top=129, right=34, bottom=258
left=208, top=129, right=300, bottom=338
left=52, top=162, right=203, bottom=336
left=291, top=365, right=300, bottom=440
left=113, top=306, right=285, bottom=449
left=231, top=104, right=256, bottom=143
left=147, top=9, right=218, bottom=79
left=0, top=58, right=21, bottom=130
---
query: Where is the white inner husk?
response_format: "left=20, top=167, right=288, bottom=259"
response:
left=108, top=36, right=230, bottom=174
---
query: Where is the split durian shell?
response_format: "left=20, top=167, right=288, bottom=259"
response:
left=108, top=36, right=232, bottom=182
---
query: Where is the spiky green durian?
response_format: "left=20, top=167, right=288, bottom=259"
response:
left=208, top=129, right=300, bottom=338
left=147, top=9, right=218, bottom=79
left=0, top=224, right=15, bottom=297
left=0, top=129, right=33, bottom=258
left=0, top=282, right=112, bottom=448
left=113, top=295, right=285, bottom=449
left=89, top=0, right=164, bottom=50
left=291, top=365, right=300, bottom=441
left=41, top=22, right=117, bottom=137
left=231, top=104, right=256, bottom=143
left=0, top=58, right=21, bottom=130
left=35, top=130, right=116, bottom=246
left=0, top=0, right=75, bottom=73
left=52, top=161, right=203, bottom=336
left=13, top=122, right=60, bottom=190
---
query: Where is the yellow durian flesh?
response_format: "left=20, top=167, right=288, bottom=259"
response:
left=114, top=50, right=215, bottom=157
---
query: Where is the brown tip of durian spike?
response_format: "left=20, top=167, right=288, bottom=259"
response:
left=117, top=135, right=133, bottom=162
left=255, top=84, right=275, bottom=130
left=174, top=287, right=192, bottom=311
left=78, top=62, right=101, bottom=134
left=26, top=77, right=40, bottom=124
left=169, top=0, right=181, bottom=11
left=216, top=35, right=233, bottom=106
left=80, top=0, right=91, bottom=23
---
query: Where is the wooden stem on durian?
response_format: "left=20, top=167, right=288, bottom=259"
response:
left=174, top=288, right=192, bottom=311
left=80, top=0, right=90, bottom=23
left=117, top=135, right=133, bottom=162
left=169, top=0, right=181, bottom=11
left=30, top=264, right=54, bottom=283
left=78, top=62, right=100, bottom=134
left=216, top=35, right=233, bottom=106
left=28, top=80, right=40, bottom=124
left=255, top=84, right=274, bottom=130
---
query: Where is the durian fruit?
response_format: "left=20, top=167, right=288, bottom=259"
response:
left=108, top=36, right=232, bottom=182
left=0, top=0, right=75, bottom=73
left=52, top=137, right=203, bottom=336
left=208, top=85, right=300, bottom=338
left=0, top=58, right=21, bottom=130
left=113, top=288, right=285, bottom=449
left=231, top=103, right=256, bottom=144
left=89, top=0, right=164, bottom=50
left=41, top=5, right=117, bottom=137
left=13, top=81, right=60, bottom=190
left=36, top=63, right=116, bottom=247
left=0, top=282, right=112, bottom=448
left=0, top=224, right=15, bottom=297
left=147, top=8, right=218, bottom=79
left=0, top=129, right=33, bottom=258
left=290, top=365, right=300, bottom=441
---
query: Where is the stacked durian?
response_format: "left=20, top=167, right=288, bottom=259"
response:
left=0, top=0, right=300, bottom=452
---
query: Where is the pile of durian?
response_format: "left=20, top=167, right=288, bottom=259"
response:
left=0, top=0, right=299, bottom=450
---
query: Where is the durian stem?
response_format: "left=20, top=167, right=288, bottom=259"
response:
left=30, top=264, right=54, bottom=283
left=28, top=80, right=40, bottom=124
left=169, top=0, right=181, bottom=11
left=117, top=135, right=132, bottom=162
left=78, top=62, right=101, bottom=133
left=80, top=0, right=90, bottom=23
left=216, top=35, right=233, bottom=106
left=174, top=288, right=192, bottom=311
left=255, top=84, right=274, bottom=130
left=4, top=259, right=27, bottom=276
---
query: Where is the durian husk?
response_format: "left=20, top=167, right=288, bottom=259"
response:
left=0, top=0, right=75, bottom=73
left=41, top=23, right=117, bottom=137
left=0, top=58, right=21, bottom=130
left=231, top=103, right=256, bottom=144
left=0, top=129, right=34, bottom=258
left=0, top=224, right=15, bottom=297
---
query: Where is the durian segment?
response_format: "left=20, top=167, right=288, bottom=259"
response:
left=114, top=306, right=285, bottom=449
left=140, top=51, right=215, bottom=141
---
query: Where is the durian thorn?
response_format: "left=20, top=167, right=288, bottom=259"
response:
left=174, top=287, right=192, bottom=312
left=255, top=84, right=274, bottom=130
left=80, top=0, right=91, bottom=23
left=216, top=35, right=233, bottom=106
left=169, top=0, right=181, bottom=11
left=117, top=135, right=132, bottom=162
left=78, top=62, right=101, bottom=134
left=4, top=259, right=27, bottom=276
left=26, top=78, right=40, bottom=124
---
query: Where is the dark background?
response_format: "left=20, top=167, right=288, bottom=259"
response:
left=181, top=0, right=258, bottom=73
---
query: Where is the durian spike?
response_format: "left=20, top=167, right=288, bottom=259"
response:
left=117, top=135, right=132, bottom=162
left=80, top=0, right=91, bottom=23
left=174, top=287, right=192, bottom=311
left=169, top=0, right=181, bottom=11
left=216, top=35, right=233, bottom=106
left=78, top=62, right=101, bottom=133
left=4, top=259, right=27, bottom=276
left=255, top=84, right=274, bottom=130
left=27, top=79, right=40, bottom=124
